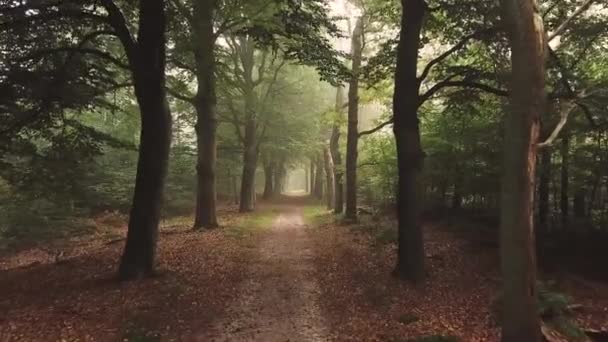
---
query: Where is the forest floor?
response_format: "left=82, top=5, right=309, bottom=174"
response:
left=1, top=197, right=607, bottom=341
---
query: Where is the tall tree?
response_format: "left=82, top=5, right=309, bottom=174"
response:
left=113, top=0, right=173, bottom=280
left=499, top=0, right=545, bottom=339
left=323, top=145, right=335, bottom=209
left=331, top=87, right=345, bottom=214
left=561, top=135, right=570, bottom=226
left=191, top=0, right=219, bottom=229
left=392, top=0, right=426, bottom=282
left=345, top=17, right=363, bottom=221
left=168, top=0, right=222, bottom=229
left=314, top=152, right=324, bottom=199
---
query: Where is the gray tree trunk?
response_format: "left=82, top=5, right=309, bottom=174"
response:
left=193, top=0, right=218, bottom=229
left=345, top=17, right=363, bottom=221
left=499, top=0, right=545, bottom=340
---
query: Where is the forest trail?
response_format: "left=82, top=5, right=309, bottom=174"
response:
left=196, top=205, right=328, bottom=342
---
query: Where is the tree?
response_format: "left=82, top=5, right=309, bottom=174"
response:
left=499, top=0, right=545, bottom=339
left=0, top=0, right=173, bottom=280
left=109, top=0, right=173, bottom=280
left=345, top=17, right=363, bottom=221
left=191, top=0, right=219, bottom=229
left=331, top=87, right=345, bottom=214
left=323, top=145, right=335, bottom=209
left=391, top=0, right=427, bottom=282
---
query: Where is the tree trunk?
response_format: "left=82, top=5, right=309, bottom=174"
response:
left=314, top=153, right=324, bottom=199
left=231, top=172, right=239, bottom=205
left=330, top=123, right=344, bottom=214
left=119, top=0, right=172, bottom=280
left=331, top=86, right=345, bottom=214
left=310, top=158, right=316, bottom=195
left=324, top=145, right=335, bottom=210
left=274, top=161, right=285, bottom=196
left=574, top=189, right=586, bottom=218
left=345, top=17, right=363, bottom=221
left=263, top=161, right=274, bottom=200
left=560, top=136, right=569, bottom=227
left=499, top=0, right=545, bottom=340
left=239, top=119, right=257, bottom=212
left=193, top=0, right=218, bottom=229
left=392, top=0, right=426, bottom=283
left=452, top=180, right=462, bottom=210
left=305, top=164, right=310, bottom=194
left=538, top=148, right=551, bottom=231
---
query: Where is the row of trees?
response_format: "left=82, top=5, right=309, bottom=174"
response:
left=300, top=0, right=606, bottom=340
left=1, top=0, right=341, bottom=276
left=2, top=0, right=607, bottom=340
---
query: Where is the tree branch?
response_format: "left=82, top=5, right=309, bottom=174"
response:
left=547, top=47, right=599, bottom=127
left=548, top=0, right=596, bottom=42
left=167, top=87, right=195, bottom=104
left=100, top=0, right=137, bottom=65
left=419, top=79, right=508, bottom=105
left=19, top=47, right=130, bottom=70
left=538, top=102, right=577, bottom=148
left=358, top=119, right=393, bottom=137
left=417, top=28, right=497, bottom=83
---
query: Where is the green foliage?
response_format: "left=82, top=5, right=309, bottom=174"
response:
left=358, top=132, right=397, bottom=209
left=224, top=208, right=279, bottom=239
left=538, top=282, right=571, bottom=317
left=302, top=205, right=332, bottom=226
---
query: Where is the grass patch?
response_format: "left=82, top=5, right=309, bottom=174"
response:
left=160, top=215, right=194, bottom=229
left=302, top=205, right=332, bottom=226
left=224, top=208, right=278, bottom=239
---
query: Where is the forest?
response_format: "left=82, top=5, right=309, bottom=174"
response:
left=1, top=0, right=607, bottom=341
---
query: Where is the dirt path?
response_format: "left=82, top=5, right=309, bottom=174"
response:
left=196, top=206, right=328, bottom=342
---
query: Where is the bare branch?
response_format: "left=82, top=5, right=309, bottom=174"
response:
left=419, top=79, right=508, bottom=105
left=548, top=0, right=596, bottom=42
left=538, top=102, right=577, bottom=148
left=418, top=28, right=496, bottom=83
left=358, top=119, right=393, bottom=137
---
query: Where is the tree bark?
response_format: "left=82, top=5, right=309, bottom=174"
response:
left=345, top=17, right=363, bottom=221
left=239, top=118, right=258, bottom=212
left=560, top=136, right=569, bottom=227
left=314, top=152, right=324, bottom=199
left=392, top=0, right=426, bottom=283
left=238, top=38, right=259, bottom=212
left=499, top=0, right=545, bottom=340
left=324, top=145, right=335, bottom=210
left=263, top=160, right=274, bottom=200
left=231, top=172, right=239, bottom=205
left=118, top=0, right=172, bottom=280
left=273, top=160, right=285, bottom=196
left=452, top=180, right=462, bottom=210
left=193, top=0, right=218, bottom=229
left=538, top=148, right=551, bottom=231
left=574, top=188, right=586, bottom=218
left=310, top=157, right=316, bottom=195
left=305, top=164, right=310, bottom=194
left=331, top=87, right=345, bottom=214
